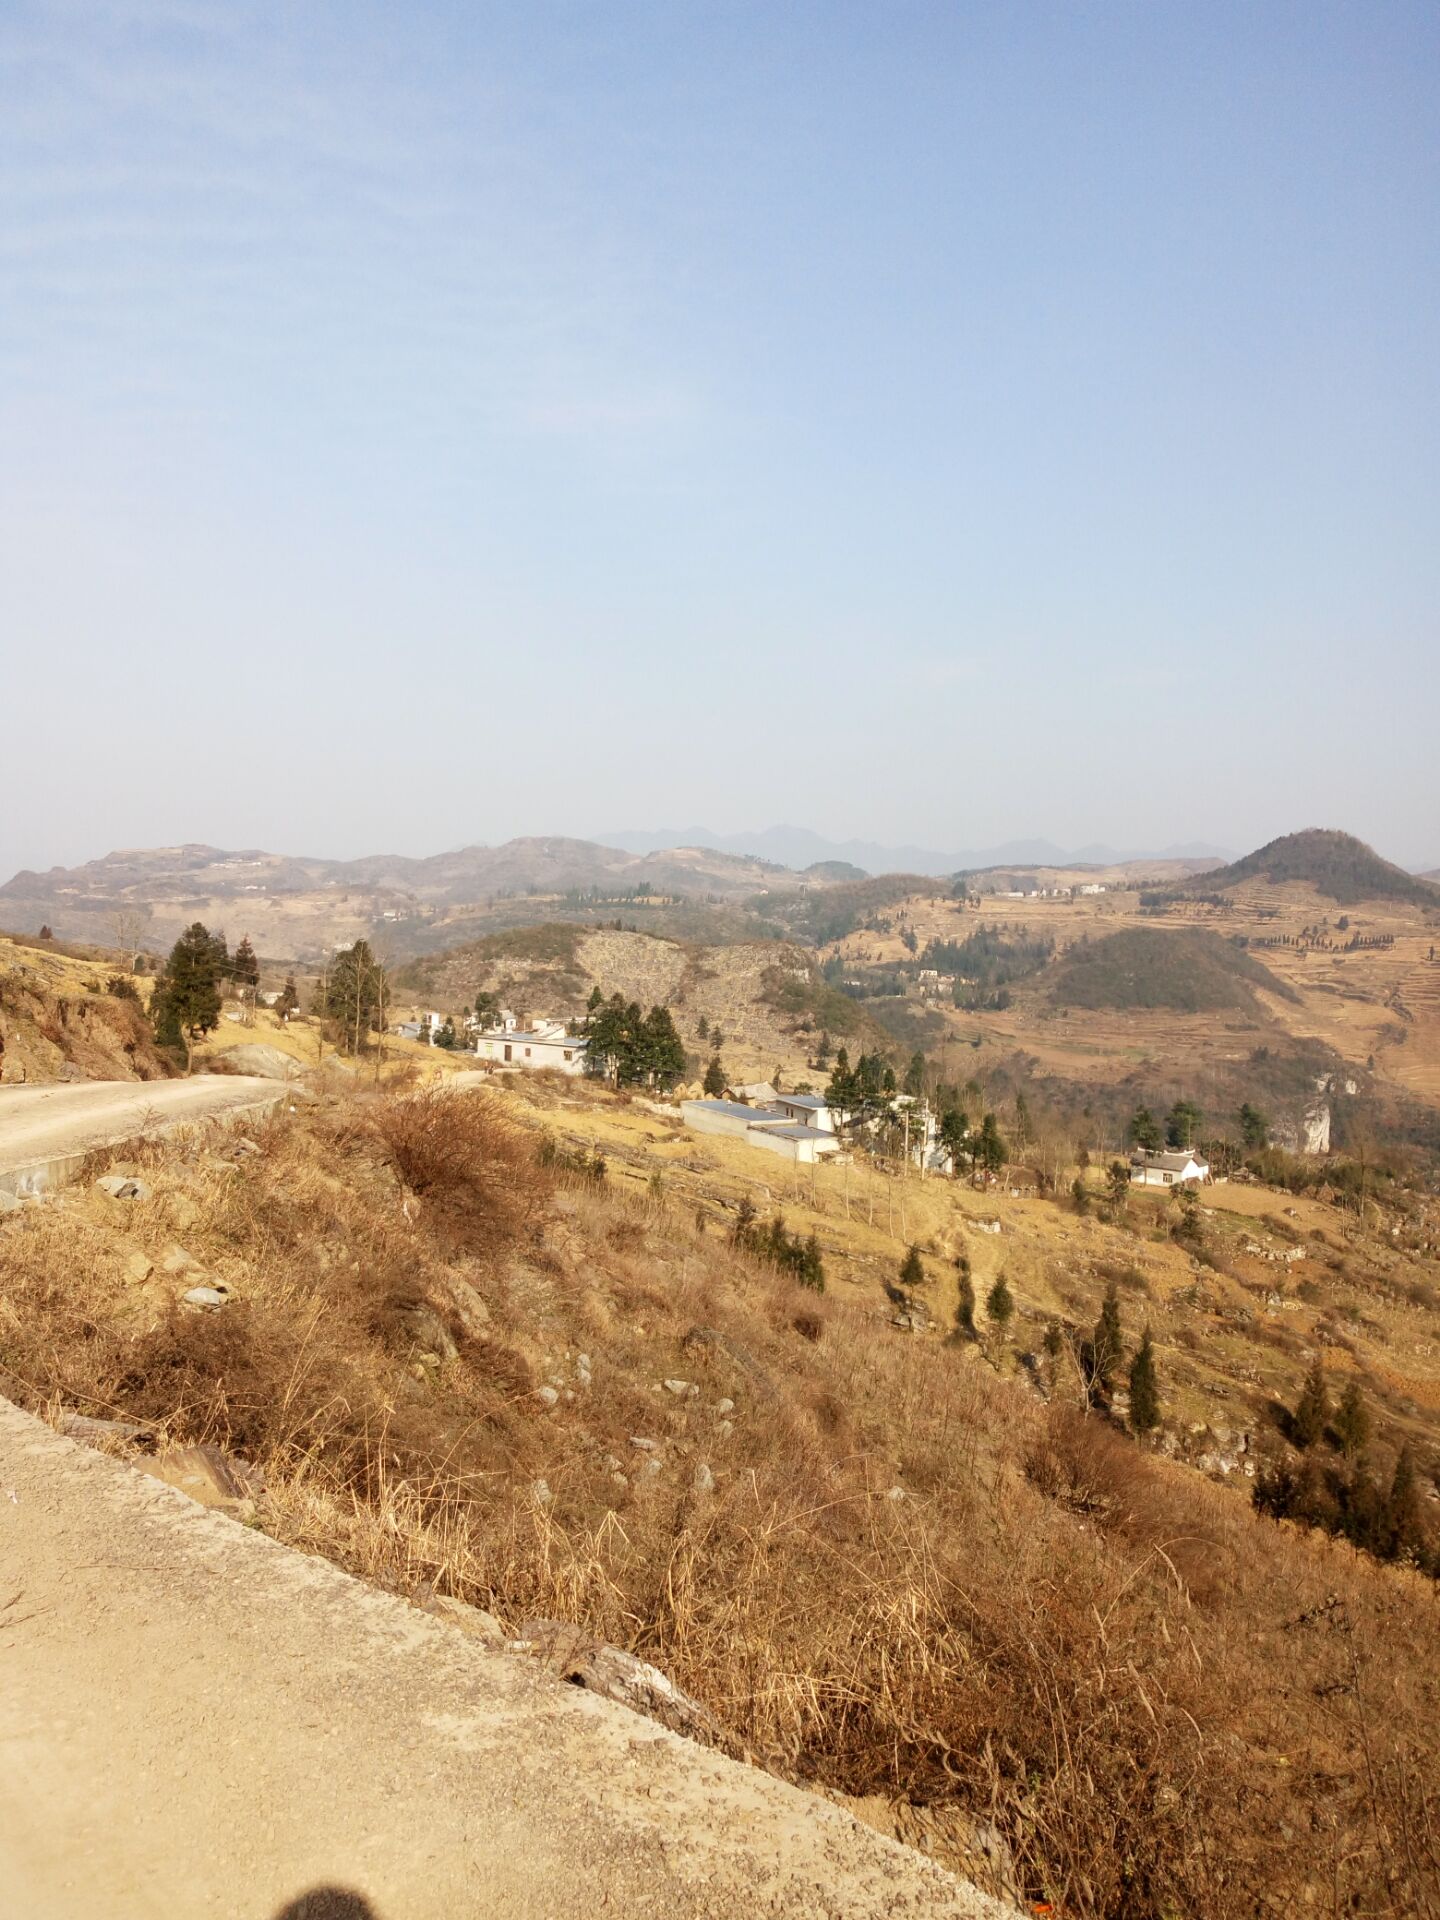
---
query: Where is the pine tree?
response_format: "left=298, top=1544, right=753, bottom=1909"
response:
left=232, top=935, right=260, bottom=990
left=903, top=1051, right=927, bottom=1098
left=150, top=921, right=223, bottom=1070
left=1106, top=1161, right=1131, bottom=1212
left=977, top=1112, right=1006, bottom=1177
left=1383, top=1445, right=1425, bottom=1562
left=323, top=940, right=389, bottom=1053
left=800, top=1232, right=825, bottom=1293
left=1071, top=1175, right=1089, bottom=1215
left=1165, top=1099, right=1202, bottom=1150
left=1127, top=1106, right=1163, bottom=1152
left=1129, top=1326, right=1161, bottom=1436
left=986, top=1272, right=1014, bottom=1335
left=277, top=974, right=299, bottom=1020
left=1334, top=1379, right=1371, bottom=1459
left=899, top=1244, right=925, bottom=1292
left=954, top=1264, right=977, bottom=1342
left=1092, top=1282, right=1124, bottom=1398
left=703, top=1055, right=726, bottom=1097
left=1292, top=1355, right=1331, bottom=1450
left=695, top=1014, right=709, bottom=1041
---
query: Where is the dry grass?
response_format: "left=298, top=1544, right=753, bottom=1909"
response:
left=1, top=1089, right=1438, bottom=1918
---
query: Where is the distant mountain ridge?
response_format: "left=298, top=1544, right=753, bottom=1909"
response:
left=600, top=824, right=1234, bottom=877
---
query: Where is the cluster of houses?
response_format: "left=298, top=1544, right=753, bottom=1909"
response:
left=679, top=1090, right=842, bottom=1165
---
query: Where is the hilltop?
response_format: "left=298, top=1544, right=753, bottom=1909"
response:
left=1168, top=830, right=1440, bottom=907
left=1050, top=927, right=1298, bottom=1014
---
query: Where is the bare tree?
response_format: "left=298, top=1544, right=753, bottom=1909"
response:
left=112, top=906, right=152, bottom=972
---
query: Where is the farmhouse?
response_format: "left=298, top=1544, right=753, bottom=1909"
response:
left=680, top=1096, right=842, bottom=1165
left=1130, top=1148, right=1210, bottom=1188
left=473, top=1012, right=587, bottom=1076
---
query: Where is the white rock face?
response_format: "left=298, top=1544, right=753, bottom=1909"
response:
left=1301, top=1101, right=1332, bottom=1155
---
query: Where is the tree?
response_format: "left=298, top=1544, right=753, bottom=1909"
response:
left=1382, top=1445, right=1425, bottom=1562
left=731, top=1196, right=757, bottom=1249
left=1238, top=1102, right=1270, bottom=1149
left=639, top=1005, right=686, bottom=1089
left=232, top=935, right=260, bottom=991
left=1092, top=1282, right=1124, bottom=1399
left=38, top=924, right=53, bottom=941
left=800, top=1232, right=825, bottom=1293
left=324, top=940, right=389, bottom=1053
left=1071, top=1175, right=1089, bottom=1215
left=696, top=1014, right=709, bottom=1042
left=1334, top=1379, right=1372, bottom=1460
left=976, top=1112, right=1006, bottom=1179
left=938, top=1107, right=970, bottom=1174
left=1129, top=1326, right=1161, bottom=1436
left=150, top=921, right=223, bottom=1070
left=1292, top=1355, right=1331, bottom=1450
left=1127, top=1106, right=1163, bottom=1152
left=1165, top=1099, right=1202, bottom=1150
left=112, top=906, right=151, bottom=972
left=986, top=1272, right=1014, bottom=1336
left=826, top=1046, right=856, bottom=1117
left=899, top=1244, right=925, bottom=1292
left=703, top=1055, right=726, bottom=1097
left=434, top=1016, right=458, bottom=1050
left=954, top=1260, right=977, bottom=1341
left=903, top=1051, right=927, bottom=1098
left=1013, top=1090, right=1033, bottom=1151
left=1106, top=1160, right=1131, bottom=1213
left=277, top=975, right=299, bottom=1021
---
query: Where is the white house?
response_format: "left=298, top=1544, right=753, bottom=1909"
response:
left=474, top=1012, right=587, bottom=1076
left=680, top=1097, right=842, bottom=1165
left=1130, top=1148, right=1210, bottom=1188
left=770, top=1092, right=837, bottom=1134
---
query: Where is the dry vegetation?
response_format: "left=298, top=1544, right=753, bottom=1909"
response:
left=2, top=1087, right=1438, bottom=1918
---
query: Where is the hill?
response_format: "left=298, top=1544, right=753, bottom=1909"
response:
left=1168, top=830, right=1439, bottom=907
left=1050, top=927, right=1297, bottom=1014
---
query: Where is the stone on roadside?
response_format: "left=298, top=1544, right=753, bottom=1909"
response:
left=96, top=1174, right=152, bottom=1202
left=123, top=1250, right=154, bottom=1284
left=183, top=1285, right=230, bottom=1312
left=424, top=1595, right=505, bottom=1646
left=134, top=1443, right=263, bottom=1513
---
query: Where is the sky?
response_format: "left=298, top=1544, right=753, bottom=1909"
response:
left=2, top=0, right=1438, bottom=877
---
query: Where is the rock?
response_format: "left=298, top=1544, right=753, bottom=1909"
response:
left=59, top=1411, right=154, bottom=1446
left=692, top=1461, right=715, bottom=1495
left=210, top=1044, right=306, bottom=1082
left=424, top=1595, right=505, bottom=1645
left=183, top=1285, right=230, bottom=1312
left=168, top=1195, right=200, bottom=1231
left=133, top=1443, right=264, bottom=1513
left=160, top=1245, right=201, bottom=1277
left=398, top=1302, right=458, bottom=1364
left=714, top=1398, right=735, bottom=1416
left=662, top=1378, right=698, bottom=1399
left=441, top=1274, right=491, bottom=1338
left=123, top=1250, right=154, bottom=1285
left=639, top=1458, right=662, bottom=1479
left=629, top=1436, right=659, bottom=1453
left=535, top=1386, right=560, bottom=1408
left=531, top=1479, right=553, bottom=1505
left=716, top=1420, right=734, bottom=1439
left=95, top=1174, right=152, bottom=1202
left=512, top=1620, right=719, bottom=1744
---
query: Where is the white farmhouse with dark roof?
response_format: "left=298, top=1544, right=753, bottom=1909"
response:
left=1130, top=1148, right=1210, bottom=1187
left=474, top=1011, right=587, bottom=1076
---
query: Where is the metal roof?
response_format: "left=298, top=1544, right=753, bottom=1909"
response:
left=775, top=1093, right=827, bottom=1110
left=683, top=1099, right=774, bottom=1122
left=749, top=1121, right=833, bottom=1141
left=1130, top=1149, right=1207, bottom=1171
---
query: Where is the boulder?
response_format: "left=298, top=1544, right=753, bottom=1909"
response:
left=96, top=1174, right=153, bottom=1202
left=123, top=1250, right=154, bottom=1285
left=210, top=1044, right=306, bottom=1082
left=134, top=1443, right=265, bottom=1513
left=512, top=1620, right=719, bottom=1745
left=183, top=1284, right=230, bottom=1312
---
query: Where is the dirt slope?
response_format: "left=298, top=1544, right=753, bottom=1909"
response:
left=0, top=1397, right=1005, bottom=1920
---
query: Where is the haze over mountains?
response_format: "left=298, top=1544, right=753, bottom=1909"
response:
left=600, top=825, right=1236, bottom=876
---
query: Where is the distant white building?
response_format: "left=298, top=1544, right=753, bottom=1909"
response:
left=1130, top=1148, right=1209, bottom=1188
left=680, top=1096, right=842, bottom=1165
left=474, top=1011, right=587, bottom=1076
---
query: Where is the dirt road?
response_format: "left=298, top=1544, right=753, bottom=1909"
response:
left=0, top=1398, right=1007, bottom=1920
left=0, top=1075, right=291, bottom=1190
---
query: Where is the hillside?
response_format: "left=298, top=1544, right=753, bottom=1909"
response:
left=3, top=1079, right=1438, bottom=1916
left=1049, top=927, right=1297, bottom=1014
left=0, top=933, right=172, bottom=1084
left=1169, top=830, right=1440, bottom=907
left=0, top=838, right=810, bottom=962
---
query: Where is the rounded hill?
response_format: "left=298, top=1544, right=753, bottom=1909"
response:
left=1050, top=927, right=1296, bottom=1013
left=1170, top=829, right=1438, bottom=907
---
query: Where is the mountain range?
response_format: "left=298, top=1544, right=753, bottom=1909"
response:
left=599, top=824, right=1235, bottom=876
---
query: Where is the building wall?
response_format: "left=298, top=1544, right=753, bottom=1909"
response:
left=476, top=1036, right=586, bottom=1076
left=680, top=1102, right=761, bottom=1140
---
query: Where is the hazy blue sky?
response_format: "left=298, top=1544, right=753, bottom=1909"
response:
left=3, top=0, right=1437, bottom=876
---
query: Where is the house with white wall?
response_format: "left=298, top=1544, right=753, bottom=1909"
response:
left=474, top=1011, right=587, bottom=1076
left=1130, top=1148, right=1209, bottom=1187
left=680, top=1096, right=842, bottom=1165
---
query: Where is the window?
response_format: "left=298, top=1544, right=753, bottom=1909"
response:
left=563, top=1050, right=573, bottom=1062
left=524, top=1047, right=531, bottom=1058
left=503, top=1043, right=512, bottom=1062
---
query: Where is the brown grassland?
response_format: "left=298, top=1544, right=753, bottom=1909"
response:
left=2, top=1081, right=1438, bottom=1918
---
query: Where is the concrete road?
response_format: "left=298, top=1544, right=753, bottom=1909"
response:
left=0, top=1398, right=1008, bottom=1920
left=0, top=1076, right=293, bottom=1192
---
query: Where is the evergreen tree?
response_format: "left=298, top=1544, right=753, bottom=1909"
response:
left=954, top=1261, right=977, bottom=1341
left=1128, top=1325, right=1161, bottom=1436
left=323, top=940, right=389, bottom=1053
left=1071, top=1175, right=1089, bottom=1215
left=434, top=1016, right=458, bottom=1050
left=938, top=1107, right=970, bottom=1174
left=1383, top=1445, right=1425, bottom=1562
left=150, top=921, right=223, bottom=1069
left=1334, top=1379, right=1372, bottom=1460
left=1092, top=1282, right=1124, bottom=1398
left=1106, top=1161, right=1131, bottom=1212
left=1013, top=1090, right=1033, bottom=1150
left=1292, top=1355, right=1331, bottom=1450
left=800, top=1232, right=825, bottom=1293
left=232, top=934, right=260, bottom=990
left=976, top=1112, right=1006, bottom=1177
left=825, top=1046, right=856, bottom=1116
left=695, top=1014, right=709, bottom=1041
left=703, top=1055, right=726, bottom=1097
left=1127, top=1106, right=1163, bottom=1152
left=277, top=974, right=299, bottom=1020
left=730, top=1196, right=757, bottom=1249
left=1165, top=1099, right=1202, bottom=1150
left=1238, top=1102, right=1270, bottom=1149
left=903, top=1051, right=927, bottom=1098
left=639, top=1005, right=686, bottom=1089
left=899, top=1244, right=925, bottom=1292
left=986, top=1272, right=1014, bottom=1335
